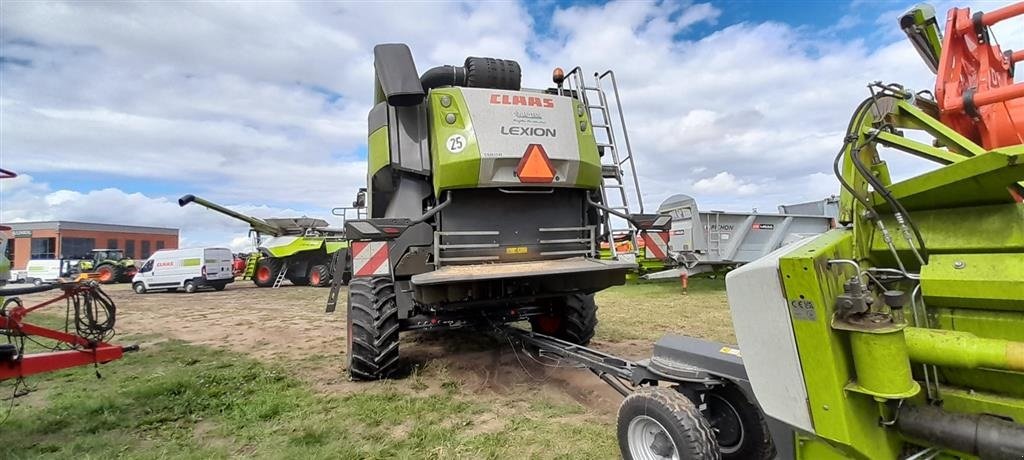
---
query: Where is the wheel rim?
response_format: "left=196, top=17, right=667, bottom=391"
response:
left=256, top=266, right=271, bottom=282
left=98, top=267, right=112, bottom=282
left=135, top=284, right=143, bottom=293
left=627, top=415, right=680, bottom=460
left=705, top=393, right=745, bottom=454
left=311, top=271, right=320, bottom=286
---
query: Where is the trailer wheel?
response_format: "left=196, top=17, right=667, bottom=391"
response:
left=346, top=276, right=399, bottom=381
left=702, top=385, right=774, bottom=459
left=531, top=293, right=598, bottom=345
left=618, top=387, right=719, bottom=460
left=310, top=264, right=330, bottom=287
left=253, top=258, right=282, bottom=287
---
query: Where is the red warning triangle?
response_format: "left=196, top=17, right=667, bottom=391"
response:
left=516, top=144, right=555, bottom=183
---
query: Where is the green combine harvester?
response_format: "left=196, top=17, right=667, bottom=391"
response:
left=179, top=195, right=350, bottom=288
left=330, top=43, right=669, bottom=380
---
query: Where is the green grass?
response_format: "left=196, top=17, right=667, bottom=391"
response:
left=595, top=277, right=735, bottom=344
left=1, top=340, right=617, bottom=459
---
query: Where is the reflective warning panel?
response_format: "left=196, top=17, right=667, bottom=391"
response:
left=516, top=144, right=555, bottom=183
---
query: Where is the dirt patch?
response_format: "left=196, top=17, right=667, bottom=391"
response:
left=12, top=280, right=728, bottom=419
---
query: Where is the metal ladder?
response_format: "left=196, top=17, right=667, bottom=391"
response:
left=242, top=255, right=259, bottom=281
left=272, top=265, right=288, bottom=289
left=561, top=68, right=645, bottom=260
left=707, top=213, right=722, bottom=258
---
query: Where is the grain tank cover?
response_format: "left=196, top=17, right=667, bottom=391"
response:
left=460, top=87, right=589, bottom=187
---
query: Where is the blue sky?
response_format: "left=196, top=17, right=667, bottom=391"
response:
left=1, top=0, right=1017, bottom=249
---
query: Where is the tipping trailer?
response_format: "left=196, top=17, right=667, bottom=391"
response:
left=330, top=43, right=669, bottom=380
left=643, top=194, right=833, bottom=279
left=178, top=195, right=350, bottom=288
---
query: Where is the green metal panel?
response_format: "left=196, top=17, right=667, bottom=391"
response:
left=938, top=385, right=1024, bottom=423
left=428, top=88, right=481, bottom=194
left=869, top=147, right=1023, bottom=212
left=573, top=98, right=601, bottom=189
left=325, top=241, right=348, bottom=254
left=921, top=253, right=1024, bottom=310
left=869, top=204, right=1024, bottom=258
left=263, top=238, right=326, bottom=258
left=779, top=229, right=903, bottom=459
left=795, top=435, right=854, bottom=460
left=368, top=126, right=390, bottom=177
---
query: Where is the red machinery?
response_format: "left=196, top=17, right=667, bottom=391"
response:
left=935, top=2, right=1024, bottom=150
left=0, top=281, right=136, bottom=381
left=1, top=167, right=135, bottom=381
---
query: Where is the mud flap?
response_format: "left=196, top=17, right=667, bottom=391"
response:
left=324, top=249, right=349, bottom=313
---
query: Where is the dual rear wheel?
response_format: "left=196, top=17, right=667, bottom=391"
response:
left=617, top=384, right=774, bottom=460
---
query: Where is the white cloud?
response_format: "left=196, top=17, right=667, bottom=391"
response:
left=1, top=0, right=1020, bottom=248
left=692, top=172, right=759, bottom=196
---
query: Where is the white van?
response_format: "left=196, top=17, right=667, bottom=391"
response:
left=132, top=247, right=235, bottom=294
left=25, top=259, right=73, bottom=286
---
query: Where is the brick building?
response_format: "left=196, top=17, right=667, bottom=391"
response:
left=5, top=221, right=179, bottom=269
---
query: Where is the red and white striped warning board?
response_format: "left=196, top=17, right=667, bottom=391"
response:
left=351, top=241, right=390, bottom=277
left=642, top=231, right=670, bottom=260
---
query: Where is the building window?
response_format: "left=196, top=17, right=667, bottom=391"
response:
left=30, top=237, right=56, bottom=259
left=141, top=240, right=151, bottom=258
left=156, top=241, right=165, bottom=250
left=107, top=239, right=118, bottom=249
left=61, top=237, right=96, bottom=259
left=125, top=240, right=136, bottom=259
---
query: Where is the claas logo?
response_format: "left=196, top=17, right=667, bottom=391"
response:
left=490, top=94, right=554, bottom=108
left=516, top=144, right=556, bottom=183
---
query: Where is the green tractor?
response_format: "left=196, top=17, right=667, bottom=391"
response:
left=179, top=195, right=350, bottom=288
left=329, top=44, right=668, bottom=380
left=73, top=249, right=137, bottom=284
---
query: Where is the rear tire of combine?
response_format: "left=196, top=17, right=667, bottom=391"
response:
left=96, top=264, right=122, bottom=284
left=253, top=258, right=282, bottom=287
left=618, top=387, right=719, bottom=460
left=530, top=293, right=598, bottom=345
left=346, top=276, right=399, bottom=381
left=310, top=264, right=330, bottom=287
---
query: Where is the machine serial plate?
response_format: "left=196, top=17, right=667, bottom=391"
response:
left=789, top=299, right=817, bottom=321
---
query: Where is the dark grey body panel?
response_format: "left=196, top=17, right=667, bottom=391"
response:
left=651, top=335, right=796, bottom=460
left=438, top=188, right=593, bottom=263
left=373, top=44, right=425, bottom=107
left=388, top=104, right=431, bottom=175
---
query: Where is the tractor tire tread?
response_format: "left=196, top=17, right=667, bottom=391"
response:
left=253, top=258, right=283, bottom=288
left=347, top=276, right=399, bottom=381
left=618, top=387, right=719, bottom=460
left=560, top=293, right=598, bottom=345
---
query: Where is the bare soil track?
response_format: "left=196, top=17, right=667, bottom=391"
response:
left=17, top=280, right=728, bottom=418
